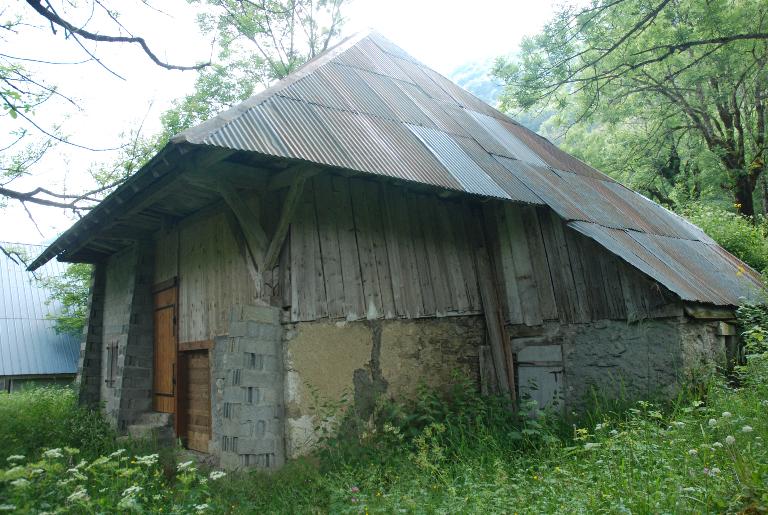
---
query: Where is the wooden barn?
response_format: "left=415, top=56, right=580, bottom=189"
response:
left=30, top=32, right=762, bottom=469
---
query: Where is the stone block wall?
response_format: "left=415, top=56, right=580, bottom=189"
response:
left=211, top=305, right=285, bottom=470
left=282, top=316, right=485, bottom=458
left=560, top=315, right=727, bottom=410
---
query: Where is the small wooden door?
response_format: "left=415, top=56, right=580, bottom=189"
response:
left=516, top=344, right=565, bottom=414
left=178, top=349, right=211, bottom=452
left=153, top=283, right=178, bottom=414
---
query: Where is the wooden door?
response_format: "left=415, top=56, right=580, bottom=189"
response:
left=153, top=283, right=178, bottom=414
left=515, top=344, right=565, bottom=414
left=178, top=349, right=211, bottom=452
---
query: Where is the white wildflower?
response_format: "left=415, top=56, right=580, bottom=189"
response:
left=177, top=460, right=195, bottom=472
left=742, top=425, right=754, bottom=433
left=708, top=418, right=717, bottom=427
left=209, top=470, right=226, bottom=481
left=0, top=505, right=16, bottom=512
left=10, top=479, right=29, bottom=489
left=595, top=423, right=605, bottom=431
left=117, top=496, right=141, bottom=511
left=711, top=467, right=721, bottom=475
left=688, top=449, right=698, bottom=456
left=6, top=466, right=23, bottom=475
left=43, top=448, right=63, bottom=459
left=725, top=435, right=736, bottom=445
left=609, top=429, right=619, bottom=437
left=6, top=455, right=24, bottom=463
left=67, top=487, right=90, bottom=503
left=122, top=485, right=143, bottom=498
left=135, top=454, right=159, bottom=466
left=721, top=412, right=732, bottom=418
left=584, top=442, right=601, bottom=450
left=31, top=468, right=45, bottom=476
left=108, top=449, right=127, bottom=459
left=673, top=421, right=685, bottom=428
left=712, top=442, right=723, bottom=448
left=194, top=503, right=210, bottom=513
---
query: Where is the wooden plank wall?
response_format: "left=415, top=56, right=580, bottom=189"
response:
left=154, top=209, right=259, bottom=342
left=287, top=175, right=675, bottom=325
left=288, top=175, right=483, bottom=322
left=492, top=205, right=675, bottom=325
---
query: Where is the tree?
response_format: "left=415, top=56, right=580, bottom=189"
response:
left=1, top=1, right=210, bottom=218
left=494, top=0, right=768, bottom=217
left=39, top=263, right=93, bottom=336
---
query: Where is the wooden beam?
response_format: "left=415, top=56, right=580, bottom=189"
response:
left=684, top=303, right=736, bottom=320
left=62, top=148, right=232, bottom=261
left=267, top=163, right=320, bottom=191
left=470, top=205, right=515, bottom=401
left=262, top=171, right=310, bottom=271
left=218, top=181, right=269, bottom=268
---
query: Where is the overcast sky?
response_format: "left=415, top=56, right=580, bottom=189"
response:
left=1, top=0, right=556, bottom=246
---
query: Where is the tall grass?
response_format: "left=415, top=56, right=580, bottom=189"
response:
left=0, top=387, right=114, bottom=462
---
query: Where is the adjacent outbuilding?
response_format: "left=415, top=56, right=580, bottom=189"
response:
left=30, top=32, right=762, bottom=469
left=1, top=243, right=80, bottom=392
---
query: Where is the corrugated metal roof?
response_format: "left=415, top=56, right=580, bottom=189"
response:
left=30, top=30, right=765, bottom=307
left=0, top=243, right=80, bottom=377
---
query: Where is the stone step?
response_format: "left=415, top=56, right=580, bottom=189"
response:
left=136, top=411, right=174, bottom=427
left=127, top=423, right=175, bottom=443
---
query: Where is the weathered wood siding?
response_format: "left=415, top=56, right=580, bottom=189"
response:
left=287, top=175, right=483, bottom=321
left=286, top=175, right=675, bottom=325
left=154, top=209, right=259, bottom=342
left=491, top=205, right=675, bottom=325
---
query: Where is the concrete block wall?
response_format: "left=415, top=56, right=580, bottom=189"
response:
left=115, top=240, right=155, bottom=430
left=77, top=264, right=106, bottom=407
left=212, top=305, right=284, bottom=470
left=96, top=241, right=155, bottom=430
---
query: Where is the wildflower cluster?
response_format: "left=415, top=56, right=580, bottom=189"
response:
left=0, top=447, right=223, bottom=513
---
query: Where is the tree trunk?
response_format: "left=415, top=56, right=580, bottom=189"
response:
left=734, top=173, right=755, bottom=217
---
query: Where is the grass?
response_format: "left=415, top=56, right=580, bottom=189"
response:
left=1, top=311, right=768, bottom=513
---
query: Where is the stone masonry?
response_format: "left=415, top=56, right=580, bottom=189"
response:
left=211, top=304, right=284, bottom=470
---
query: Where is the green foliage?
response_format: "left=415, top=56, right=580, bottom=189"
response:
left=0, top=387, right=113, bottom=463
left=38, top=263, right=92, bottom=336
left=682, top=203, right=768, bottom=273
left=495, top=0, right=768, bottom=215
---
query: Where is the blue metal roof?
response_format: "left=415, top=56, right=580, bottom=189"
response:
left=0, top=243, right=80, bottom=377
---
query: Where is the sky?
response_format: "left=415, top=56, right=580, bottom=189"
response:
left=1, top=0, right=556, bottom=246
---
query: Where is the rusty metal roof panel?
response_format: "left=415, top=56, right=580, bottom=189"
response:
left=395, top=82, right=471, bottom=137
left=318, top=64, right=398, bottom=120
left=354, top=37, right=415, bottom=83
left=493, top=156, right=591, bottom=220
left=407, top=124, right=511, bottom=200
left=468, top=110, right=549, bottom=166
left=453, top=137, right=543, bottom=205
left=394, top=57, right=458, bottom=104
left=353, top=69, right=438, bottom=128
left=280, top=69, right=352, bottom=111
left=202, top=101, right=291, bottom=157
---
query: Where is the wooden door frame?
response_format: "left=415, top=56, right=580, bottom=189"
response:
left=152, top=277, right=179, bottom=435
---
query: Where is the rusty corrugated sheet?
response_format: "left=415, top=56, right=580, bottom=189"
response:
left=407, top=124, right=511, bottom=199
left=29, top=30, right=764, bottom=307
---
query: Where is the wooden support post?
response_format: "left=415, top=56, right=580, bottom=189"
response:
left=262, top=171, right=311, bottom=270
left=217, top=182, right=269, bottom=269
left=471, top=205, right=516, bottom=402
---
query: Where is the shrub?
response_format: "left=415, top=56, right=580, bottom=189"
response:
left=682, top=203, right=768, bottom=273
left=0, top=387, right=113, bottom=462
